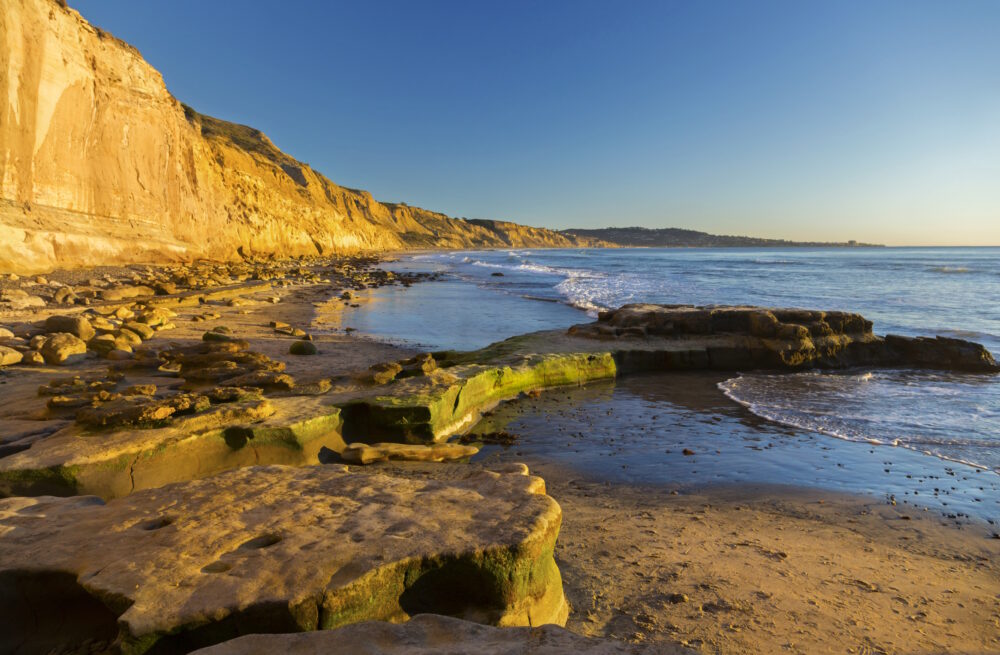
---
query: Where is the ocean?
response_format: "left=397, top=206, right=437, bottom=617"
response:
left=337, top=247, right=1000, bottom=482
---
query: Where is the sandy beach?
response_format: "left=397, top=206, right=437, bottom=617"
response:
left=1, top=257, right=998, bottom=654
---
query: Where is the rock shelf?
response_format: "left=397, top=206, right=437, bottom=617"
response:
left=1, top=298, right=995, bottom=497
left=0, top=464, right=567, bottom=654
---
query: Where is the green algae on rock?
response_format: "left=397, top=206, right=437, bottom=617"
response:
left=0, top=464, right=567, bottom=654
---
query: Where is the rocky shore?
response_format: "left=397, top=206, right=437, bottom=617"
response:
left=0, top=257, right=997, bottom=654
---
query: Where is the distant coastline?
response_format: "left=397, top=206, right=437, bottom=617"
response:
left=563, top=226, right=884, bottom=248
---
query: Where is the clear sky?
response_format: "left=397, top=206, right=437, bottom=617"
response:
left=70, top=0, right=999, bottom=245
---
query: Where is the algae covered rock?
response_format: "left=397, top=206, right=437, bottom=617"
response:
left=191, top=614, right=678, bottom=655
left=369, top=361, right=403, bottom=384
left=0, top=464, right=567, bottom=654
left=289, top=340, right=318, bottom=356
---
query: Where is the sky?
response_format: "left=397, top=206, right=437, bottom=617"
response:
left=70, top=0, right=1000, bottom=246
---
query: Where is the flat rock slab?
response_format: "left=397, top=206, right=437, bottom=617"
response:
left=0, top=464, right=567, bottom=654
left=340, top=441, right=479, bottom=464
left=192, top=613, right=686, bottom=655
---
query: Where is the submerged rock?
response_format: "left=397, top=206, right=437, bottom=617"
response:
left=0, top=465, right=567, bottom=654
left=191, top=614, right=676, bottom=655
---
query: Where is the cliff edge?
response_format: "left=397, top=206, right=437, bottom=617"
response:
left=0, top=0, right=601, bottom=274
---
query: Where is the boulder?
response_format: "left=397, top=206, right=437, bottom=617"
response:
left=135, top=307, right=176, bottom=327
left=53, top=287, right=78, bottom=304
left=203, top=329, right=237, bottom=343
left=39, top=333, right=88, bottom=365
left=45, top=315, right=95, bottom=340
left=0, top=465, right=567, bottom=654
left=191, top=614, right=677, bottom=655
left=122, top=321, right=156, bottom=340
left=289, top=340, right=318, bottom=356
left=885, top=334, right=999, bottom=373
left=0, top=327, right=14, bottom=340
left=0, top=346, right=23, bottom=366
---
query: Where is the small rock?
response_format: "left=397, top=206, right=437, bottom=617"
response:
left=369, top=361, right=403, bottom=384
left=202, top=330, right=236, bottom=343
left=153, top=282, right=177, bottom=295
left=124, top=384, right=157, bottom=396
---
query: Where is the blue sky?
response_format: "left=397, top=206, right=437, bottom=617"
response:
left=71, top=0, right=1000, bottom=245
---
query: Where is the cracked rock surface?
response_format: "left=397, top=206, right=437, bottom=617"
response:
left=0, top=464, right=566, bottom=654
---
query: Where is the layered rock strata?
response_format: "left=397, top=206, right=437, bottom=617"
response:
left=192, top=613, right=682, bottom=655
left=1, top=0, right=603, bottom=274
left=0, top=464, right=567, bottom=654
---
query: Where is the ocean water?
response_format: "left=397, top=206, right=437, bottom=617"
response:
left=350, top=247, right=999, bottom=475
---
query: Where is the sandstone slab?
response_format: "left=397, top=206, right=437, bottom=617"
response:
left=192, top=614, right=678, bottom=655
left=0, top=464, right=567, bottom=654
left=340, top=441, right=479, bottom=465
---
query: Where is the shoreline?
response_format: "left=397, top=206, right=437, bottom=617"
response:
left=0, top=255, right=997, bottom=653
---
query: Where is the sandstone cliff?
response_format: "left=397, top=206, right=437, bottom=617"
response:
left=0, top=0, right=601, bottom=274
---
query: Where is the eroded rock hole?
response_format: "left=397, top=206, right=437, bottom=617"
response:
left=136, top=516, right=174, bottom=531
left=238, top=533, right=282, bottom=550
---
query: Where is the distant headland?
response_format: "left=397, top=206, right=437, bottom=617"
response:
left=562, top=227, right=884, bottom=248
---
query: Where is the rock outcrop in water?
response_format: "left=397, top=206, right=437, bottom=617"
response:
left=0, top=0, right=603, bottom=274
left=573, top=304, right=999, bottom=372
left=0, top=464, right=567, bottom=654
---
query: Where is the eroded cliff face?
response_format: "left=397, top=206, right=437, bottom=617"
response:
left=0, top=0, right=600, bottom=274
